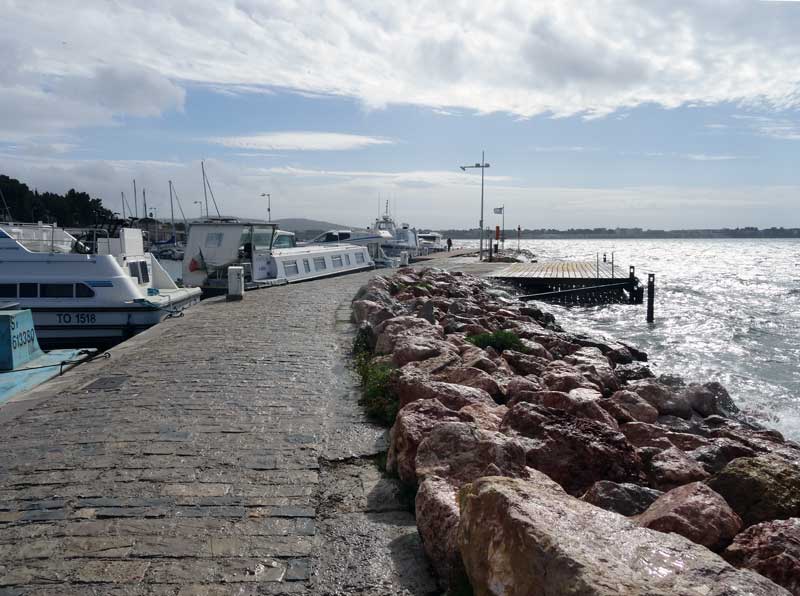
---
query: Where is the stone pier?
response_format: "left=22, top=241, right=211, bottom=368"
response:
left=0, top=271, right=437, bottom=595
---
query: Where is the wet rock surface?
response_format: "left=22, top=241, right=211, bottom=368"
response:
left=724, top=518, right=800, bottom=596
left=458, top=476, right=788, bottom=596
left=581, top=480, right=663, bottom=516
left=635, top=481, right=742, bottom=551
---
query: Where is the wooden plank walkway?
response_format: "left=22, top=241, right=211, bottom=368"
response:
left=490, top=261, right=622, bottom=280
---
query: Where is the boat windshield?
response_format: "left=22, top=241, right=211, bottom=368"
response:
left=272, top=233, right=296, bottom=248
left=239, top=227, right=274, bottom=251
left=3, top=224, right=76, bottom=253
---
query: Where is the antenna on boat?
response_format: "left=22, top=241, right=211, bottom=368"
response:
left=142, top=188, right=148, bottom=220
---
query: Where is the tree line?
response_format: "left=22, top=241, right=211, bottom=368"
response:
left=0, top=174, right=115, bottom=227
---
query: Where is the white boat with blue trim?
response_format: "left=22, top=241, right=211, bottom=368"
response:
left=182, top=222, right=374, bottom=294
left=0, top=223, right=201, bottom=349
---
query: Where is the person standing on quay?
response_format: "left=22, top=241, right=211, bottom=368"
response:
left=446, top=237, right=452, bottom=252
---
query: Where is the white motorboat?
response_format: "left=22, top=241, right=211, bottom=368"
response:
left=0, top=223, right=201, bottom=349
left=182, top=222, right=374, bottom=294
left=418, top=231, right=446, bottom=253
left=304, top=229, right=393, bottom=247
left=372, top=213, right=420, bottom=257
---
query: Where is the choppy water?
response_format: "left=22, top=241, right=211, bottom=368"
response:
left=457, top=238, right=800, bottom=440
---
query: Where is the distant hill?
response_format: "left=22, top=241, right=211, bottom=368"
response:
left=273, top=217, right=354, bottom=232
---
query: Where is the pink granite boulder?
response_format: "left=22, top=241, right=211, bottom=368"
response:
left=724, top=518, right=800, bottom=595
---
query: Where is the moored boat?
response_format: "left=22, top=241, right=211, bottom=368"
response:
left=0, top=222, right=201, bottom=349
left=182, top=222, right=374, bottom=294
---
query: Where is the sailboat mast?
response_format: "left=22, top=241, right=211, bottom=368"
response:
left=132, top=179, right=138, bottom=218
left=121, top=191, right=126, bottom=220
left=169, top=180, right=176, bottom=245
left=201, top=161, right=209, bottom=219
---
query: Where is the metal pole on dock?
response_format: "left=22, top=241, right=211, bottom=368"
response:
left=596, top=253, right=600, bottom=278
left=612, top=252, right=615, bottom=278
left=647, top=273, right=655, bottom=323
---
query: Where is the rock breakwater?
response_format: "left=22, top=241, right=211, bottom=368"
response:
left=352, top=267, right=800, bottom=595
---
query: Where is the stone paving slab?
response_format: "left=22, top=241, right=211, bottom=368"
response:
left=0, top=270, right=436, bottom=595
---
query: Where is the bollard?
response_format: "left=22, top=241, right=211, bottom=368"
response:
left=227, top=266, right=244, bottom=301
left=647, top=273, right=655, bottom=323
left=399, top=251, right=410, bottom=267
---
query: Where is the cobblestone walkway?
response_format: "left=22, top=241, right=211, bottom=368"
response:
left=0, top=271, right=434, bottom=595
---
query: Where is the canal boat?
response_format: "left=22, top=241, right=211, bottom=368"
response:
left=0, top=223, right=201, bottom=349
left=182, top=222, right=374, bottom=294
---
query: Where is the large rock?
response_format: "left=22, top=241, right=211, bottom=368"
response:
left=458, top=402, right=508, bottom=432
left=510, top=389, right=618, bottom=429
left=415, top=422, right=530, bottom=486
left=683, top=381, right=740, bottom=418
left=607, top=389, right=659, bottom=423
left=541, top=366, right=599, bottom=393
left=687, top=437, right=757, bottom=474
left=387, top=399, right=471, bottom=484
left=500, top=350, right=549, bottom=376
left=636, top=482, right=742, bottom=551
left=708, top=454, right=800, bottom=527
left=391, top=336, right=455, bottom=367
left=581, top=480, right=663, bottom=516
left=415, top=477, right=466, bottom=591
left=352, top=299, right=395, bottom=327
left=458, top=476, right=788, bottom=596
left=645, top=446, right=710, bottom=490
left=392, top=369, right=497, bottom=410
left=442, top=367, right=503, bottom=400
left=724, top=518, right=800, bottom=596
left=628, top=378, right=693, bottom=419
left=501, top=402, right=642, bottom=495
left=564, top=346, right=620, bottom=395
left=615, top=362, right=655, bottom=383
left=374, top=316, right=443, bottom=354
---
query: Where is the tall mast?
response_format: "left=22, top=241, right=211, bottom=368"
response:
left=132, top=179, right=138, bottom=218
left=169, top=180, right=176, bottom=244
left=201, top=161, right=209, bottom=219
left=143, top=188, right=148, bottom=219
left=121, top=191, right=126, bottom=220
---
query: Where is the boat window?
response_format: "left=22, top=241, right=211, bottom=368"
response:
left=0, top=284, right=16, bottom=298
left=344, top=254, right=351, bottom=265
left=40, top=283, right=74, bottom=298
left=332, top=255, right=343, bottom=268
left=75, top=283, right=95, bottom=298
left=355, top=252, right=365, bottom=264
left=303, top=259, right=311, bottom=273
left=340, top=232, right=350, bottom=240
left=284, top=260, right=299, bottom=276
left=313, top=256, right=327, bottom=270
left=128, top=262, right=142, bottom=283
left=140, top=262, right=150, bottom=284
left=324, top=232, right=338, bottom=242
left=272, top=234, right=296, bottom=249
left=205, top=233, right=224, bottom=248
left=19, top=283, right=38, bottom=298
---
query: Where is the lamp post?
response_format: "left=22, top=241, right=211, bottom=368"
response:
left=460, top=151, right=490, bottom=261
left=261, top=193, right=271, bottom=222
left=193, top=201, right=204, bottom=218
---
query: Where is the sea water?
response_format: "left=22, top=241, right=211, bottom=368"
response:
left=458, top=238, right=800, bottom=440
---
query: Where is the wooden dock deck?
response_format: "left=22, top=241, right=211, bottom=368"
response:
left=490, top=261, right=621, bottom=281
left=490, top=261, right=644, bottom=305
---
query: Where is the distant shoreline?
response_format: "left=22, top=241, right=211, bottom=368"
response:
left=443, top=229, right=800, bottom=240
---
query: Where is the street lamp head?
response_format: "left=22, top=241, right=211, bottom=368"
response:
left=485, top=163, right=490, bottom=168
left=459, top=166, right=466, bottom=171
left=474, top=163, right=481, bottom=167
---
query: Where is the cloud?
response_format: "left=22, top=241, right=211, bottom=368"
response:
left=209, top=132, right=394, bottom=151
left=1, top=152, right=798, bottom=229
left=4, top=1, right=800, bottom=122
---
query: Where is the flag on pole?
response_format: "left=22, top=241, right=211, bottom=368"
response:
left=493, top=207, right=504, bottom=214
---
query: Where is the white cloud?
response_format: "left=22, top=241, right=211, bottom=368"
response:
left=3, top=1, right=800, bottom=123
left=2, top=153, right=796, bottom=230
left=209, top=132, right=394, bottom=151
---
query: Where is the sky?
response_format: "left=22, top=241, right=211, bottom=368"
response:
left=2, top=0, right=800, bottom=230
